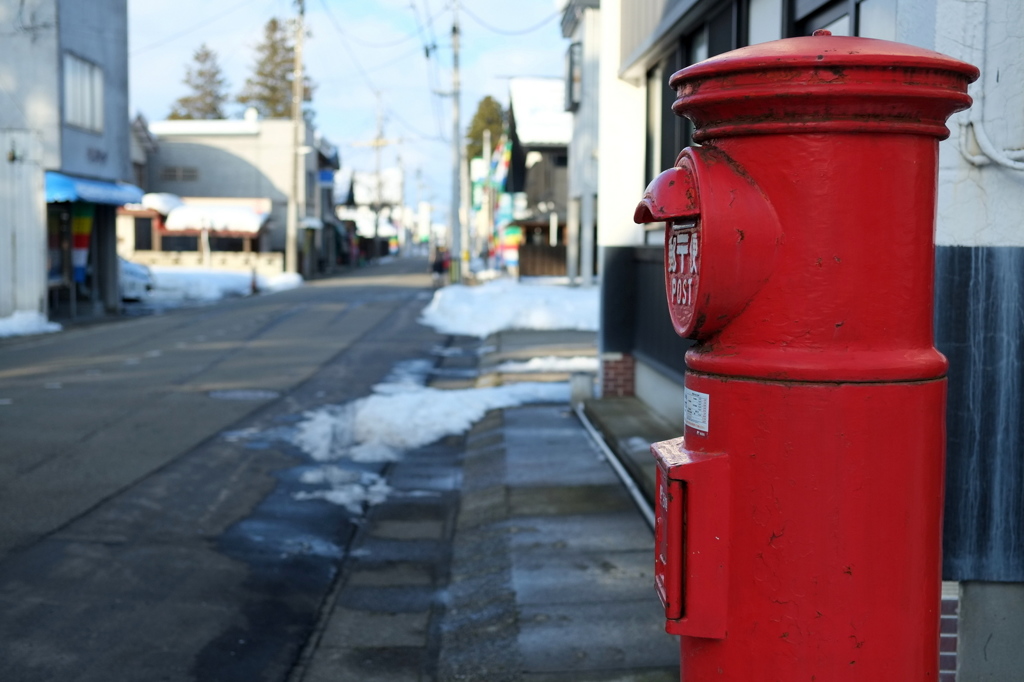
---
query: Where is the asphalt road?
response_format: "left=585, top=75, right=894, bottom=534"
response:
left=0, top=258, right=449, bottom=681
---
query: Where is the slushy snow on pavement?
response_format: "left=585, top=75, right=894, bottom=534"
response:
left=288, top=276, right=595, bottom=514
left=292, top=381, right=570, bottom=464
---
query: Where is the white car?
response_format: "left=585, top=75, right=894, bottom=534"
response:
left=119, top=257, right=155, bottom=302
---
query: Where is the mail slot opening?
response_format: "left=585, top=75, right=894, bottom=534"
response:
left=655, top=466, right=687, bottom=621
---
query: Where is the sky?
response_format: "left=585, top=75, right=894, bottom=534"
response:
left=127, top=0, right=570, bottom=223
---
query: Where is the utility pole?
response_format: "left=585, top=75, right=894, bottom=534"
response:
left=286, top=0, right=305, bottom=274
left=449, top=1, right=462, bottom=283
left=482, top=128, right=492, bottom=263
left=374, top=93, right=384, bottom=262
left=352, top=94, right=400, bottom=263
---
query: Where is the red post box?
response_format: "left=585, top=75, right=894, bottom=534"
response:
left=635, top=33, right=977, bottom=681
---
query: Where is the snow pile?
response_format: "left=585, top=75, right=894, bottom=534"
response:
left=420, top=279, right=598, bottom=338
left=495, top=355, right=599, bottom=374
left=0, top=311, right=62, bottom=338
left=149, top=266, right=302, bottom=302
left=293, top=466, right=391, bottom=514
left=292, top=381, right=570, bottom=464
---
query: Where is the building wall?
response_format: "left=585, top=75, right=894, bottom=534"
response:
left=933, top=0, right=1024, bottom=583
left=58, top=0, right=131, bottom=182
left=149, top=118, right=316, bottom=251
left=0, top=0, right=61, bottom=168
left=567, top=7, right=601, bottom=199
left=596, top=0, right=646, bottom=249
left=0, top=131, right=46, bottom=318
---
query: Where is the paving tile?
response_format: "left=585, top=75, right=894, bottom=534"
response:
left=518, top=600, right=678, bottom=673
left=346, top=563, right=433, bottom=587
left=302, top=646, right=424, bottom=682
left=318, top=608, right=429, bottom=649
left=370, top=519, right=445, bottom=541
left=512, top=550, right=656, bottom=606
left=509, top=485, right=635, bottom=517
left=505, top=514, right=654, bottom=553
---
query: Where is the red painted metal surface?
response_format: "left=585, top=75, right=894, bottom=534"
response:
left=653, top=438, right=730, bottom=638
left=637, top=34, right=977, bottom=681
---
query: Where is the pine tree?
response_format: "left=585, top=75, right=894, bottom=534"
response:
left=237, top=17, right=315, bottom=119
left=168, top=44, right=229, bottom=120
left=466, top=96, right=504, bottom=160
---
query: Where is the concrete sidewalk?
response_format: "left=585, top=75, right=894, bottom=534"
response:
left=437, top=404, right=677, bottom=681
left=292, top=328, right=679, bottom=681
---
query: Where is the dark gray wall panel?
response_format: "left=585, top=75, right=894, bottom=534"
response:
left=937, top=245, right=1024, bottom=581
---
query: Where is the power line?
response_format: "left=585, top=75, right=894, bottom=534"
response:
left=387, top=108, right=448, bottom=143
left=130, top=0, right=253, bottom=55
left=411, top=0, right=448, bottom=140
left=459, top=4, right=560, bottom=36
left=316, top=0, right=378, bottom=94
left=365, top=44, right=427, bottom=74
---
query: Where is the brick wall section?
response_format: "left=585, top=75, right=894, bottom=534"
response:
left=601, top=354, right=636, bottom=397
left=939, top=595, right=958, bottom=682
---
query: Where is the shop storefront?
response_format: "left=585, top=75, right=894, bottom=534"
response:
left=45, top=172, right=143, bottom=319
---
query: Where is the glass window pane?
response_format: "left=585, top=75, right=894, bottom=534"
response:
left=749, top=0, right=783, bottom=44
left=858, top=0, right=897, bottom=40
left=92, top=65, right=104, bottom=131
left=690, top=26, right=709, bottom=63
left=823, top=13, right=851, bottom=36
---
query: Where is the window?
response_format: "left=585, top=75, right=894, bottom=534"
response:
left=792, top=0, right=894, bottom=38
left=748, top=0, right=784, bottom=44
left=63, top=53, right=103, bottom=133
left=160, top=166, right=198, bottom=182
left=565, top=42, right=582, bottom=112
left=857, top=0, right=896, bottom=41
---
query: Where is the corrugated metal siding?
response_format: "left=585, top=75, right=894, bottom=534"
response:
left=620, top=0, right=682, bottom=71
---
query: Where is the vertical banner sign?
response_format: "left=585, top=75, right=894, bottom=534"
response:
left=71, top=202, right=94, bottom=283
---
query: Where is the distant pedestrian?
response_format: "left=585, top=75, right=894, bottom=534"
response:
left=432, top=247, right=448, bottom=287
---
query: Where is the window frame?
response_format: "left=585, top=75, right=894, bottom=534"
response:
left=63, top=52, right=104, bottom=134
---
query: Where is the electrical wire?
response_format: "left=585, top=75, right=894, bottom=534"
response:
left=316, top=0, right=378, bottom=94
left=387, top=107, right=448, bottom=143
left=130, top=0, right=253, bottom=55
left=412, top=0, right=449, bottom=141
left=459, top=4, right=560, bottom=36
left=365, top=43, right=428, bottom=74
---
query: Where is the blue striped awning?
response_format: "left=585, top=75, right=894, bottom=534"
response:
left=45, top=171, right=144, bottom=205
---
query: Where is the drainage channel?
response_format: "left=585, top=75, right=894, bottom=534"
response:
left=572, top=403, right=656, bottom=531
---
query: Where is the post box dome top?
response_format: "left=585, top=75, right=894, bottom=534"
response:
left=670, top=34, right=979, bottom=142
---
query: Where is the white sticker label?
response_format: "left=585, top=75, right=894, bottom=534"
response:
left=684, top=388, right=710, bottom=433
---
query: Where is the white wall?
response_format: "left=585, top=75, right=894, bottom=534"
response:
left=150, top=118, right=317, bottom=250
left=0, top=0, right=60, bottom=170
left=935, top=0, right=1024, bottom=247
left=0, top=131, right=46, bottom=317
left=567, top=8, right=600, bottom=199
left=596, top=0, right=647, bottom=248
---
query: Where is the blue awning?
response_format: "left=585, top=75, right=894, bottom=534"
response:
left=45, top=172, right=144, bottom=205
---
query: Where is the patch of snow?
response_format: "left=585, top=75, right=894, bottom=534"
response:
left=496, top=356, right=599, bottom=374
left=257, top=272, right=303, bottom=293
left=149, top=267, right=255, bottom=302
left=294, top=466, right=391, bottom=514
left=292, top=381, right=570, bottom=463
left=419, top=279, right=598, bottom=338
left=625, top=436, right=652, bottom=454
left=0, top=311, right=61, bottom=338
left=147, top=267, right=303, bottom=304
